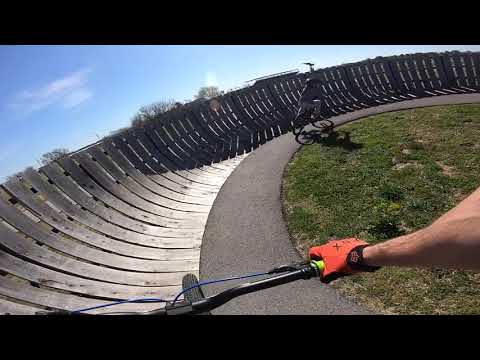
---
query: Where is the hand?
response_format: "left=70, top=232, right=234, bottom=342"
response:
left=309, top=238, right=380, bottom=283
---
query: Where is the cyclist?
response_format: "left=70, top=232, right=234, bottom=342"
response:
left=310, top=185, right=480, bottom=283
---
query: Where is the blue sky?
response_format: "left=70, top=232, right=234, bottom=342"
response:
left=1, top=45, right=480, bottom=181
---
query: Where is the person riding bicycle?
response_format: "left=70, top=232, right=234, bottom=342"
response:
left=294, top=64, right=319, bottom=119
left=310, top=185, right=480, bottom=283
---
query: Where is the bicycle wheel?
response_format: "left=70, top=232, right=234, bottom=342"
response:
left=295, top=132, right=316, bottom=145
left=181, top=274, right=211, bottom=315
left=312, top=119, right=334, bottom=132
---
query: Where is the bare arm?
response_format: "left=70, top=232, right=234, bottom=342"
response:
left=363, top=186, right=480, bottom=271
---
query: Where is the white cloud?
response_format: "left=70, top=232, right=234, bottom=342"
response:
left=63, top=88, right=93, bottom=109
left=9, top=68, right=93, bottom=115
left=205, top=71, right=218, bottom=87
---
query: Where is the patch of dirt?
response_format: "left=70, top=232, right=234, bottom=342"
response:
left=436, top=161, right=456, bottom=177
left=392, top=161, right=421, bottom=171
left=293, top=240, right=310, bottom=259
left=399, top=222, right=413, bottom=233
left=292, top=197, right=319, bottom=213
left=452, top=188, right=468, bottom=202
left=412, top=128, right=435, bottom=145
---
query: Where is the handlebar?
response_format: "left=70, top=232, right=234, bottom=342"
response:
left=141, top=260, right=324, bottom=315
left=36, top=260, right=325, bottom=315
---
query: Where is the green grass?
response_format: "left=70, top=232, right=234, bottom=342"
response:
left=282, top=104, right=480, bottom=315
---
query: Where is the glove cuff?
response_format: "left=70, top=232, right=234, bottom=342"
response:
left=347, top=245, right=381, bottom=272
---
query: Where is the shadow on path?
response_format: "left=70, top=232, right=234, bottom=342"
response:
left=296, top=130, right=363, bottom=151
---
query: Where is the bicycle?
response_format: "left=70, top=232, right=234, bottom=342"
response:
left=294, top=120, right=335, bottom=145
left=35, top=260, right=325, bottom=315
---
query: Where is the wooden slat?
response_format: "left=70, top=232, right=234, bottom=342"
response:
left=222, top=95, right=260, bottom=151
left=0, top=249, right=183, bottom=300
left=333, top=65, right=368, bottom=106
left=129, top=128, right=226, bottom=182
left=161, top=111, right=221, bottom=166
left=164, top=116, right=218, bottom=167
left=256, top=86, right=292, bottom=134
left=239, top=91, right=273, bottom=142
left=320, top=70, right=347, bottom=111
left=125, top=131, right=225, bottom=186
left=365, top=60, right=395, bottom=101
left=0, top=297, right=40, bottom=315
left=0, top=221, right=193, bottom=286
left=4, top=176, right=201, bottom=258
left=420, top=54, right=443, bottom=93
left=169, top=109, right=226, bottom=163
left=0, top=197, right=198, bottom=273
left=194, top=102, right=237, bottom=159
left=0, top=273, right=182, bottom=314
left=413, top=54, right=435, bottom=93
left=471, top=52, right=480, bottom=88
left=248, top=88, right=283, bottom=138
left=56, top=157, right=206, bottom=229
left=108, top=138, right=221, bottom=194
left=39, top=163, right=203, bottom=240
left=215, top=97, right=255, bottom=151
left=324, top=68, right=358, bottom=110
left=77, top=150, right=211, bottom=214
left=152, top=120, right=215, bottom=169
left=233, top=91, right=267, bottom=145
left=463, top=52, right=479, bottom=90
left=343, top=65, right=379, bottom=106
left=439, top=52, right=465, bottom=92
left=178, top=105, right=228, bottom=160
left=96, top=143, right=216, bottom=205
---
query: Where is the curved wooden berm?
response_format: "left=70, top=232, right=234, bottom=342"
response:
left=0, top=50, right=479, bottom=314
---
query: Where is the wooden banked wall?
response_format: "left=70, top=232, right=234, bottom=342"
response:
left=0, top=51, right=478, bottom=314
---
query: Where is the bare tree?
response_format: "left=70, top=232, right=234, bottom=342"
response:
left=131, top=99, right=177, bottom=128
left=139, top=99, right=177, bottom=117
left=194, top=86, right=223, bottom=100
left=40, top=148, right=70, bottom=166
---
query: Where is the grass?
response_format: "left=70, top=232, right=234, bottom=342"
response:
left=282, top=104, right=480, bottom=315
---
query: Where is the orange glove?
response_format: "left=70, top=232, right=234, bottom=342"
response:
left=309, top=238, right=380, bottom=283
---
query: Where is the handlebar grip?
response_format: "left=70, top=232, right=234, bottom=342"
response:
left=311, top=260, right=325, bottom=276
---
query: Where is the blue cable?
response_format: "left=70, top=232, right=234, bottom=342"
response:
left=69, top=271, right=269, bottom=314
left=71, top=297, right=167, bottom=314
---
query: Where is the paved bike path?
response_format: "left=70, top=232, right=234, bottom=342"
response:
left=200, top=94, right=480, bottom=315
